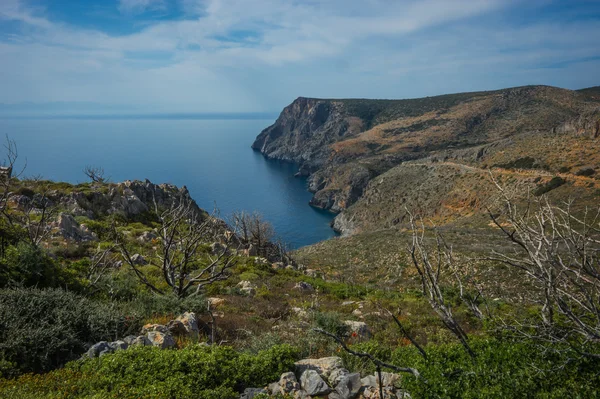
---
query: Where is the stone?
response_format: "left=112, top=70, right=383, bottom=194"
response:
left=131, top=253, right=147, bottom=265
left=122, top=335, right=138, bottom=346
left=175, top=312, right=200, bottom=340
left=86, top=341, right=110, bottom=358
left=295, top=356, right=344, bottom=379
left=146, top=331, right=176, bottom=349
left=305, top=269, right=318, bottom=278
left=268, top=382, right=281, bottom=395
left=55, top=213, right=97, bottom=241
left=344, top=320, right=371, bottom=339
left=141, top=323, right=170, bottom=334
left=272, top=262, right=285, bottom=270
left=293, top=282, right=314, bottom=292
left=108, top=340, right=128, bottom=352
left=138, top=231, right=157, bottom=242
left=331, top=372, right=361, bottom=399
left=130, top=335, right=151, bottom=346
left=278, top=371, right=301, bottom=393
left=208, top=297, right=225, bottom=307
left=167, top=320, right=188, bottom=336
left=237, top=280, right=257, bottom=295
left=291, top=307, right=309, bottom=319
left=240, top=388, right=267, bottom=399
left=328, top=367, right=350, bottom=386
left=299, top=370, right=330, bottom=396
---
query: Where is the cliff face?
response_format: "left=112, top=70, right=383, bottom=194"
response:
left=254, top=85, right=600, bottom=236
left=252, top=97, right=362, bottom=173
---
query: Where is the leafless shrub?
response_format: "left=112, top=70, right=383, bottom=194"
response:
left=83, top=165, right=107, bottom=183
left=115, top=195, right=237, bottom=298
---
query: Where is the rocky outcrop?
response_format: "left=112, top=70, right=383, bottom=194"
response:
left=552, top=109, right=600, bottom=138
left=54, top=213, right=97, bottom=241
left=258, top=356, right=409, bottom=398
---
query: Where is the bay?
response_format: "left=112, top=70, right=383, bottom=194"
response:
left=0, top=118, right=337, bottom=248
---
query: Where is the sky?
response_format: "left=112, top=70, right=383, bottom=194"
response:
left=0, top=0, right=599, bottom=114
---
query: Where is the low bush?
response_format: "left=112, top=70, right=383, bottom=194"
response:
left=0, top=344, right=300, bottom=399
left=0, top=288, right=143, bottom=376
left=0, top=243, right=69, bottom=289
left=534, top=176, right=566, bottom=196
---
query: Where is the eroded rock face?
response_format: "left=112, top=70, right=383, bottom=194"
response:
left=55, top=213, right=98, bottom=241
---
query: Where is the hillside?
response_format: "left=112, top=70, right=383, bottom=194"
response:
left=253, top=85, right=600, bottom=233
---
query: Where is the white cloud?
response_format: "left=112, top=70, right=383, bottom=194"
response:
left=118, top=0, right=167, bottom=14
left=0, top=0, right=598, bottom=112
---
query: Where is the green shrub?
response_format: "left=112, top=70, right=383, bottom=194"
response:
left=0, top=345, right=300, bottom=399
left=0, top=288, right=143, bottom=376
left=391, top=338, right=600, bottom=398
left=0, top=243, right=66, bottom=289
left=313, top=311, right=349, bottom=337
left=534, top=176, right=566, bottom=196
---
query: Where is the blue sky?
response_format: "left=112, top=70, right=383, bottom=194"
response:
left=0, top=0, right=599, bottom=113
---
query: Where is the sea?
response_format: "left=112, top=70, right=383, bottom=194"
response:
left=0, top=116, right=337, bottom=248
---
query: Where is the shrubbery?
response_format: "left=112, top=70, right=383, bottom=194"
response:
left=0, top=344, right=299, bottom=399
left=0, top=288, right=143, bottom=376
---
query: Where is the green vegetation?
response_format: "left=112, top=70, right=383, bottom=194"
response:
left=0, top=344, right=299, bottom=399
left=534, top=176, right=566, bottom=196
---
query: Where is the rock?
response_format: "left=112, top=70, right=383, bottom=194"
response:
left=131, top=253, right=147, bottom=265
left=108, top=340, right=128, bottom=352
left=167, top=320, right=188, bottom=336
left=240, top=388, right=267, bottom=399
left=344, top=320, right=371, bottom=339
left=141, top=324, right=170, bottom=334
left=295, top=356, right=344, bottom=379
left=138, top=231, right=157, bottom=242
left=208, top=297, right=226, bottom=307
left=122, top=335, right=138, bottom=346
left=55, top=213, right=97, bottom=241
left=247, top=244, right=258, bottom=256
left=210, top=242, right=229, bottom=255
left=146, top=331, right=176, bottom=349
left=291, top=307, right=309, bottom=319
left=130, top=335, right=151, bottom=346
left=285, top=265, right=295, bottom=270
left=293, top=282, right=314, bottom=292
left=254, top=257, right=269, bottom=265
left=305, top=269, right=318, bottom=278
left=237, top=280, right=257, bottom=295
left=330, top=372, right=361, bottom=399
left=272, top=262, right=285, bottom=270
left=268, top=382, right=281, bottom=395
left=299, top=369, right=330, bottom=396
left=342, top=301, right=356, bottom=306
left=328, top=368, right=350, bottom=386
left=175, top=312, right=200, bottom=340
left=86, top=341, right=110, bottom=358
left=278, top=371, right=301, bottom=393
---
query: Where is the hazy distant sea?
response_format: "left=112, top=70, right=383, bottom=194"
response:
left=0, top=116, right=337, bottom=248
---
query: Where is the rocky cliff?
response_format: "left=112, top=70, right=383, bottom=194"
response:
left=254, top=85, right=600, bottom=236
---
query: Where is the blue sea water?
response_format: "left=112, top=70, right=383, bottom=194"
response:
left=0, top=117, right=337, bottom=248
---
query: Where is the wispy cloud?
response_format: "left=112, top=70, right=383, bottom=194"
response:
left=0, top=0, right=598, bottom=112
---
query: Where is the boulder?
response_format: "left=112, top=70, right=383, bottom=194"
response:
left=293, top=282, right=314, bottom=292
left=131, top=253, right=147, bottom=265
left=175, top=312, right=200, bottom=340
left=305, top=269, right=319, bottom=278
left=272, top=262, right=285, bottom=270
left=167, top=320, right=188, bottom=336
left=55, top=213, right=97, bottom=241
left=86, top=341, right=110, bottom=358
left=299, top=370, right=330, bottom=396
left=344, top=320, right=371, bottom=339
left=278, top=371, right=301, bottom=393
left=328, top=367, right=350, bottom=386
left=295, top=356, right=344, bottom=379
left=108, top=340, right=128, bottom=352
left=138, top=231, right=157, bottom=243
left=330, top=372, right=361, bottom=399
left=237, top=280, right=257, bottom=295
left=208, top=297, right=225, bottom=307
left=141, top=323, right=170, bottom=334
left=146, top=331, right=176, bottom=349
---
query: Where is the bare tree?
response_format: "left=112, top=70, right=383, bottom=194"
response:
left=408, top=213, right=477, bottom=358
left=231, top=210, right=276, bottom=258
left=115, top=196, right=237, bottom=298
left=488, top=178, right=600, bottom=358
left=86, top=245, right=119, bottom=293
left=0, top=137, right=25, bottom=215
left=83, top=165, right=107, bottom=183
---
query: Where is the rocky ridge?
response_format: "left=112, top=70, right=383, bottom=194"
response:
left=253, top=86, right=600, bottom=236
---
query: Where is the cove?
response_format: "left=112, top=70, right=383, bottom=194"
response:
left=1, top=117, right=338, bottom=248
